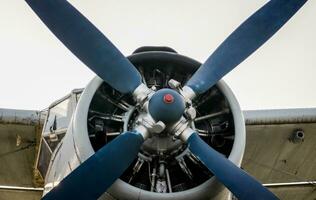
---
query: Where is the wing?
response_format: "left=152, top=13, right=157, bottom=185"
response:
left=242, top=108, right=316, bottom=200
left=0, top=109, right=44, bottom=199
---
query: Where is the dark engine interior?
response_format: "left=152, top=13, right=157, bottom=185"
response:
left=87, top=48, right=235, bottom=193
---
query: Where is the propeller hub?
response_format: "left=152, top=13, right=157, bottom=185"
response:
left=148, top=89, right=185, bottom=124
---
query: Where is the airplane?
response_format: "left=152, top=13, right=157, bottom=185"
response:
left=0, top=0, right=310, bottom=199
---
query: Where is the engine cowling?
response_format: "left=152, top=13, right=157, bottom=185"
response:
left=44, top=49, right=245, bottom=200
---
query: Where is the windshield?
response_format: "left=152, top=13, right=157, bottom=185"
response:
left=44, top=98, right=71, bottom=133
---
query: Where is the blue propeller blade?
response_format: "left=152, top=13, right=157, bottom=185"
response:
left=26, top=0, right=142, bottom=94
left=186, top=0, right=307, bottom=95
left=42, top=131, right=144, bottom=200
left=188, top=133, right=279, bottom=200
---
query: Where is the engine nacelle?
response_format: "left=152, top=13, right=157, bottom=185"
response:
left=43, top=49, right=245, bottom=200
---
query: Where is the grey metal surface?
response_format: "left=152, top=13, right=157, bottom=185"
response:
left=268, top=185, right=316, bottom=200
left=242, top=122, right=316, bottom=200
left=0, top=185, right=43, bottom=191
left=0, top=190, right=42, bottom=200
left=263, top=181, right=316, bottom=187
left=0, top=108, right=45, bottom=125
left=244, top=108, right=316, bottom=125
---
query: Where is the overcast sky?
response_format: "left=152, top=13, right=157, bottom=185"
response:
left=0, top=0, right=315, bottom=110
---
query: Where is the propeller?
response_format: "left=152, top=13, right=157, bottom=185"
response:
left=185, top=0, right=308, bottom=95
left=25, top=0, right=308, bottom=199
left=42, top=131, right=144, bottom=200
left=25, top=0, right=142, bottom=94
left=187, top=132, right=278, bottom=200
left=25, top=0, right=147, bottom=199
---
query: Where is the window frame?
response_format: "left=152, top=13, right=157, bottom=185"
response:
left=35, top=89, right=83, bottom=179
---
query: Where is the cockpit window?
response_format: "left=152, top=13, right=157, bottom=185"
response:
left=44, top=98, right=71, bottom=133
left=37, top=97, right=72, bottom=178
left=37, top=138, right=52, bottom=179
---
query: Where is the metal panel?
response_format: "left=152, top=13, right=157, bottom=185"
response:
left=242, top=123, right=316, bottom=200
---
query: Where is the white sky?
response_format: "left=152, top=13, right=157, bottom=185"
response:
left=0, top=0, right=315, bottom=110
